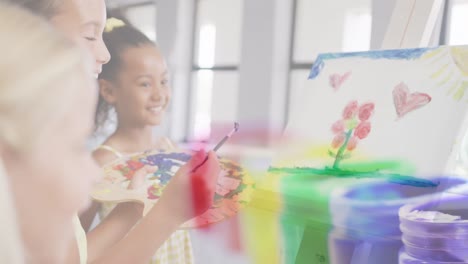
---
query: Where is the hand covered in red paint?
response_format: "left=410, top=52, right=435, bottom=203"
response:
left=156, top=150, right=220, bottom=225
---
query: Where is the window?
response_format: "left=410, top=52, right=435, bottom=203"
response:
left=189, top=0, right=243, bottom=140
left=191, top=71, right=240, bottom=139
left=445, top=0, right=468, bottom=45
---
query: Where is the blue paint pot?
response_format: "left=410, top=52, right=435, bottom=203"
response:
left=328, top=177, right=467, bottom=264
left=399, top=185, right=468, bottom=263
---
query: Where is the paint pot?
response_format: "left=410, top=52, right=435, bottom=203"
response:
left=399, top=185, right=468, bottom=263
left=328, top=177, right=467, bottom=264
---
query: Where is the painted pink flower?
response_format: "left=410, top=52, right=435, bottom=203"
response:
left=345, top=118, right=359, bottom=130
left=358, top=103, right=375, bottom=121
left=347, top=136, right=359, bottom=151
left=354, top=121, right=371, bottom=139
left=331, top=133, right=346, bottom=149
left=331, top=120, right=345, bottom=134
left=342, top=100, right=358, bottom=120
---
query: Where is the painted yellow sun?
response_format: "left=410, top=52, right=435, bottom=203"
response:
left=424, top=46, right=468, bottom=101
left=450, top=46, right=468, bottom=76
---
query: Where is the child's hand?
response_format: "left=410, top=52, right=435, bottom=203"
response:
left=157, top=150, right=220, bottom=225
left=127, top=165, right=158, bottom=190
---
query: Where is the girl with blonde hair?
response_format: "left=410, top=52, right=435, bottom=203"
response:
left=0, top=3, right=98, bottom=263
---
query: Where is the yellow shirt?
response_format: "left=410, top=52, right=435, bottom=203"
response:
left=73, top=214, right=87, bottom=264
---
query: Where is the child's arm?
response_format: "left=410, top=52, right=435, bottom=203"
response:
left=88, top=151, right=220, bottom=264
left=79, top=182, right=146, bottom=234
left=79, top=149, right=129, bottom=231
left=80, top=149, right=154, bottom=258
left=84, top=165, right=156, bottom=262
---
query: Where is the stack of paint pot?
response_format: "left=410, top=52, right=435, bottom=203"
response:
left=328, top=177, right=467, bottom=264
left=399, top=184, right=468, bottom=263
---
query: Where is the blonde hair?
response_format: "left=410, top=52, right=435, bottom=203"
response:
left=0, top=3, right=89, bottom=262
left=6, top=0, right=63, bottom=18
left=0, top=2, right=89, bottom=153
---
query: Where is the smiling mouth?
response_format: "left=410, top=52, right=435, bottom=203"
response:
left=148, top=106, right=164, bottom=114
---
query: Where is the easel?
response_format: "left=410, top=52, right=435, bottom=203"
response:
left=294, top=1, right=447, bottom=263
left=381, top=0, right=445, bottom=49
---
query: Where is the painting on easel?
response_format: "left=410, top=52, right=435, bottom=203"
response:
left=267, top=45, right=468, bottom=264
left=275, top=46, right=468, bottom=184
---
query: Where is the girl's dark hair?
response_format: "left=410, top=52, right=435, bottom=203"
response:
left=95, top=9, right=155, bottom=132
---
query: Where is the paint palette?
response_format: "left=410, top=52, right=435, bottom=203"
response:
left=92, top=150, right=255, bottom=229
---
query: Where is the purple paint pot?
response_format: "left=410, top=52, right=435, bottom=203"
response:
left=399, top=185, right=468, bottom=264
left=328, top=177, right=467, bottom=264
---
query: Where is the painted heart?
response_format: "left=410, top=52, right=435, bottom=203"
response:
left=393, top=82, right=431, bottom=118
left=329, top=71, right=351, bottom=90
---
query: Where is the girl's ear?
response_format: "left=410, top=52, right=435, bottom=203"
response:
left=98, top=79, right=117, bottom=105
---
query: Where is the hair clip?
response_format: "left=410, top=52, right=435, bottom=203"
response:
left=105, top=17, right=125, bottom=33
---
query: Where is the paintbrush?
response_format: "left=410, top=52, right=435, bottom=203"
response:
left=191, top=122, right=240, bottom=173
